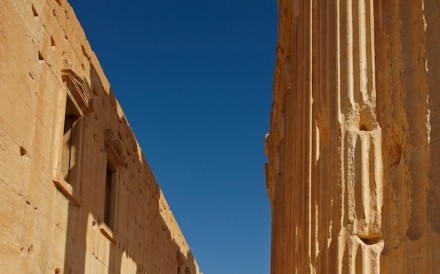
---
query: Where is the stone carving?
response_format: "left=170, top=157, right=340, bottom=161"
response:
left=61, top=68, right=93, bottom=115
left=104, top=129, right=126, bottom=168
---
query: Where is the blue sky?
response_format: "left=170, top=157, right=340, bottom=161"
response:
left=68, top=1, right=277, bottom=273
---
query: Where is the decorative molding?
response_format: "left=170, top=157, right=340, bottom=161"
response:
left=61, top=68, right=93, bottom=115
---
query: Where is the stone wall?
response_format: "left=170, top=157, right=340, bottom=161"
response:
left=265, top=0, right=440, bottom=273
left=0, top=0, right=199, bottom=273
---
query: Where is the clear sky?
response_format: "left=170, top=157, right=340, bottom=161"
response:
left=68, top=1, right=277, bottom=273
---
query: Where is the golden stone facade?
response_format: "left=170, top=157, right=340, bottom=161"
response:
left=0, top=0, right=199, bottom=273
left=266, top=0, right=440, bottom=273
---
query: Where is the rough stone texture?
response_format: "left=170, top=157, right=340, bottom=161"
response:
left=0, top=0, right=200, bottom=273
left=265, top=0, right=440, bottom=273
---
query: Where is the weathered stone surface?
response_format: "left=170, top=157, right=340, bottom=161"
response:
left=265, top=0, right=440, bottom=273
left=0, top=0, right=200, bottom=273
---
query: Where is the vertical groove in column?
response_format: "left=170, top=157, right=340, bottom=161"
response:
left=307, top=0, right=314, bottom=270
left=365, top=0, right=376, bottom=102
left=297, top=3, right=305, bottom=270
left=336, top=1, right=346, bottom=272
left=310, top=3, right=317, bottom=272
left=351, top=0, right=361, bottom=104
left=291, top=8, right=300, bottom=271
left=347, top=0, right=355, bottom=105
left=355, top=242, right=362, bottom=274
left=425, top=0, right=440, bottom=233
left=368, top=134, right=376, bottom=226
left=361, top=133, right=371, bottom=231
left=338, top=0, right=349, bottom=115
left=354, top=134, right=365, bottom=230
left=328, top=1, right=342, bottom=271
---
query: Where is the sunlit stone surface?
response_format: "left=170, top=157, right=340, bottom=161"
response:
left=265, top=1, right=440, bottom=273
left=0, top=1, right=200, bottom=273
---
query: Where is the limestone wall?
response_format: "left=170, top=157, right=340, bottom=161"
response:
left=265, top=0, right=440, bottom=273
left=0, top=0, right=199, bottom=273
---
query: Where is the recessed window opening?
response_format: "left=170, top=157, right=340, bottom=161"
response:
left=61, top=95, right=81, bottom=183
left=104, top=159, right=117, bottom=229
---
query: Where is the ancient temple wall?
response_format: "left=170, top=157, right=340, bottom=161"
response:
left=266, top=0, right=440, bottom=273
left=0, top=0, right=199, bottom=273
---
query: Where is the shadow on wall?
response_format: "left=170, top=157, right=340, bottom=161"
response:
left=59, top=64, right=198, bottom=274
